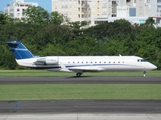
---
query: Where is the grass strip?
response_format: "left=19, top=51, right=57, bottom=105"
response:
left=0, top=70, right=160, bottom=76
left=0, top=84, right=161, bottom=100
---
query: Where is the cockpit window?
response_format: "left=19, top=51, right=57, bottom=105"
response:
left=137, top=59, right=147, bottom=62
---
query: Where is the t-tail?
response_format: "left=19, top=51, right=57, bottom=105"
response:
left=6, top=40, right=34, bottom=60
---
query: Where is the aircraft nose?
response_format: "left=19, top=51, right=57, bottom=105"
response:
left=153, top=65, right=157, bottom=69
left=149, top=64, right=157, bottom=70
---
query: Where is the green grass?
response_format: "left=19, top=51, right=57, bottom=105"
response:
left=0, top=70, right=160, bottom=101
left=0, top=84, right=161, bottom=100
left=0, top=70, right=161, bottom=76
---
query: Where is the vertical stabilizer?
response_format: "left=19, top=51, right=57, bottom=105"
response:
left=6, top=40, right=34, bottom=59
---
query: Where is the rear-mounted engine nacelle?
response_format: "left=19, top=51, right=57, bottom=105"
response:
left=36, top=57, right=58, bottom=65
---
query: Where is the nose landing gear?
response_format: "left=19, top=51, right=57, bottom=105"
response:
left=143, top=71, right=146, bottom=77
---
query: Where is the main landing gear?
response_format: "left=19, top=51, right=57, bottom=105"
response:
left=143, top=71, right=146, bottom=77
left=76, top=72, right=82, bottom=77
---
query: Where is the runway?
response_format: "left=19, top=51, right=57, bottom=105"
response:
left=0, top=76, right=161, bottom=84
left=0, top=76, right=161, bottom=119
left=0, top=100, right=161, bottom=113
left=0, top=100, right=161, bottom=120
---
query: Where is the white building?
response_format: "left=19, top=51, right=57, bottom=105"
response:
left=52, top=0, right=91, bottom=23
left=51, top=0, right=161, bottom=26
left=95, top=0, right=161, bottom=25
left=4, top=0, right=38, bottom=19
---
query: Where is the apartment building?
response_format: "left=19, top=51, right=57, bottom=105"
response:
left=52, top=0, right=90, bottom=23
left=4, top=0, right=38, bottom=19
left=52, top=0, right=107, bottom=25
left=52, top=0, right=160, bottom=26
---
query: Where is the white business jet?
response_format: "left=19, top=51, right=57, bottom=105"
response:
left=6, top=40, right=157, bottom=77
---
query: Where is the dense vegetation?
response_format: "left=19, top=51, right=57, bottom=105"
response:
left=0, top=6, right=161, bottom=70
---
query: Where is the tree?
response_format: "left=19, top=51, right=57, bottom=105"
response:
left=83, top=19, right=136, bottom=42
left=0, top=12, right=10, bottom=24
left=69, top=21, right=90, bottom=29
left=145, top=17, right=155, bottom=26
left=22, top=6, right=50, bottom=25
left=50, top=11, right=68, bottom=25
left=69, top=21, right=90, bottom=37
left=12, top=18, right=22, bottom=24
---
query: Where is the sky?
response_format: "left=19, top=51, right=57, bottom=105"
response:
left=0, top=0, right=52, bottom=12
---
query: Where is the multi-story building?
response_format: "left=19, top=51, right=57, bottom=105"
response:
left=4, top=0, right=38, bottom=19
left=52, top=0, right=91, bottom=22
left=52, top=0, right=161, bottom=26
left=118, top=0, right=157, bottom=17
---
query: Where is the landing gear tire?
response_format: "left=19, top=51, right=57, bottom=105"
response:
left=76, top=73, right=82, bottom=77
left=143, top=71, right=146, bottom=77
